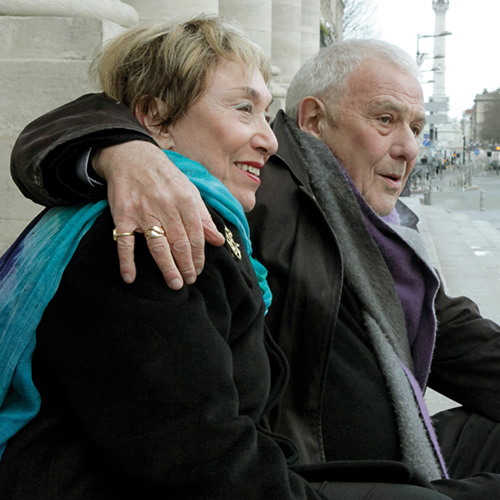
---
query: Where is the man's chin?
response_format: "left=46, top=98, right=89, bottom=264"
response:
left=371, top=197, right=398, bottom=217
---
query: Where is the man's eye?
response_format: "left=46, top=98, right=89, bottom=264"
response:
left=379, top=116, right=391, bottom=125
left=412, top=127, right=422, bottom=137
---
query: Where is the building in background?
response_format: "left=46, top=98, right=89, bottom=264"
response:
left=472, top=89, right=500, bottom=142
left=0, top=0, right=344, bottom=253
left=462, top=88, right=500, bottom=166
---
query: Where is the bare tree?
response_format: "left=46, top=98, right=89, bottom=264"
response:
left=342, top=0, right=380, bottom=39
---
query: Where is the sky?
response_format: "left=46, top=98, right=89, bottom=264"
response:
left=373, top=0, right=500, bottom=120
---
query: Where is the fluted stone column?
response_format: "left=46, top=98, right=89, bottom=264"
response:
left=219, top=0, right=286, bottom=117
left=0, top=1, right=139, bottom=253
left=219, top=0, right=272, bottom=58
left=301, top=0, right=320, bottom=63
left=271, top=0, right=302, bottom=86
left=123, top=0, right=218, bottom=20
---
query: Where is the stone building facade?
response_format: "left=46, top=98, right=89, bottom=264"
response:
left=0, top=0, right=344, bottom=252
left=472, top=88, right=500, bottom=144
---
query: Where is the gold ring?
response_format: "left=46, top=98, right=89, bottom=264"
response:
left=113, top=228, right=135, bottom=241
left=144, top=225, right=166, bottom=241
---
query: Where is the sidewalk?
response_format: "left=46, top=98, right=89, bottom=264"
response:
left=405, top=195, right=500, bottom=324
left=403, top=194, right=500, bottom=414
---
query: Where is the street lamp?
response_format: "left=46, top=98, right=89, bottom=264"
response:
left=416, top=31, right=452, bottom=66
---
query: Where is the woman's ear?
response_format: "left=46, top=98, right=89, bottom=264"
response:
left=133, top=97, right=174, bottom=149
left=297, top=97, right=330, bottom=140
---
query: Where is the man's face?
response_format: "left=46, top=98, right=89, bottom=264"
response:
left=318, top=59, right=425, bottom=216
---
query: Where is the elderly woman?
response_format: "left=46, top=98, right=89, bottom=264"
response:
left=0, top=16, right=329, bottom=500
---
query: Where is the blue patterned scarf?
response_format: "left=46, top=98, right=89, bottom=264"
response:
left=0, top=150, right=271, bottom=459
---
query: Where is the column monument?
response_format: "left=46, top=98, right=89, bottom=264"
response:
left=431, top=0, right=450, bottom=121
left=429, top=0, right=462, bottom=161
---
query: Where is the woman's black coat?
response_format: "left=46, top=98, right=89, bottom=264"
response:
left=0, top=207, right=328, bottom=500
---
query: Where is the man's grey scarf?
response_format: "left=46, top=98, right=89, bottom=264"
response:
left=283, top=116, right=446, bottom=481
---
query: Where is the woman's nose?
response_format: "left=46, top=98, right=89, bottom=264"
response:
left=253, top=117, right=278, bottom=156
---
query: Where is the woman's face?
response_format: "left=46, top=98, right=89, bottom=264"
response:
left=153, top=60, right=278, bottom=212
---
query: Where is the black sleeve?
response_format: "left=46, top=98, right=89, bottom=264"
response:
left=429, top=285, right=500, bottom=420
left=10, top=93, right=158, bottom=206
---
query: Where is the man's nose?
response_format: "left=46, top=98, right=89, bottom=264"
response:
left=390, top=126, right=419, bottom=162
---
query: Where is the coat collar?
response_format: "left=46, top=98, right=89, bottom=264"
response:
left=271, top=110, right=312, bottom=188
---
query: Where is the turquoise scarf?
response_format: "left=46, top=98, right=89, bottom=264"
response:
left=164, top=151, right=272, bottom=310
left=0, top=200, right=108, bottom=459
left=0, top=150, right=271, bottom=459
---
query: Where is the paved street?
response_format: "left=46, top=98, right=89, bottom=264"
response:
left=427, top=169, right=500, bottom=227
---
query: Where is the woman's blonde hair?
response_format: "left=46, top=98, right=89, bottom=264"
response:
left=90, top=15, right=271, bottom=127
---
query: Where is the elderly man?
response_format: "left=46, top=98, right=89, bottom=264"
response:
left=9, top=39, right=500, bottom=499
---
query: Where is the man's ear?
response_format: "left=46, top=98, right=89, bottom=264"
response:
left=297, top=97, right=331, bottom=140
left=133, top=97, right=174, bottom=150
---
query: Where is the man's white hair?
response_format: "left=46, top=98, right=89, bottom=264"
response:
left=285, top=39, right=421, bottom=121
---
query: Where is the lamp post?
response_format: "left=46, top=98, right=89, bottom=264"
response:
left=416, top=31, right=452, bottom=67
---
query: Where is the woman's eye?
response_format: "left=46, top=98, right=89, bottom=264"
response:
left=236, top=102, right=253, bottom=113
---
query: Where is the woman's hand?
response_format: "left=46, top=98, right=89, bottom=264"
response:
left=93, top=141, right=225, bottom=289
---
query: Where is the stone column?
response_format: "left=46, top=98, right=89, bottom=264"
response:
left=219, top=0, right=287, bottom=116
left=0, top=0, right=138, bottom=26
left=123, top=0, right=218, bottom=20
left=219, top=0, right=272, bottom=58
left=0, top=1, right=139, bottom=253
left=301, top=0, right=320, bottom=63
left=271, top=0, right=302, bottom=86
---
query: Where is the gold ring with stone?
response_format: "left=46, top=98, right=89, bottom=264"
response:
left=144, top=225, right=166, bottom=241
left=113, top=228, right=135, bottom=241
